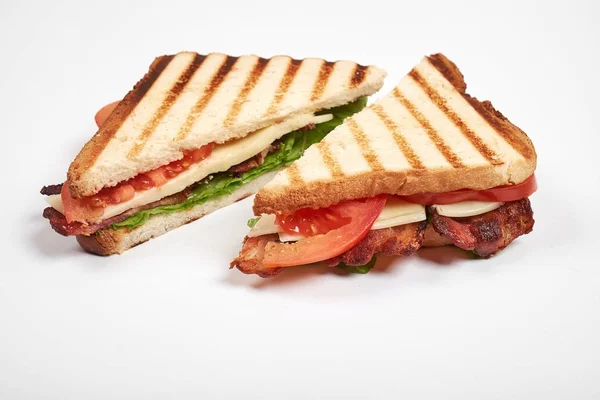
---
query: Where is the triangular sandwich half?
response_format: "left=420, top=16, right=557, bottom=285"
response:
left=41, top=51, right=386, bottom=255
left=232, top=53, right=537, bottom=277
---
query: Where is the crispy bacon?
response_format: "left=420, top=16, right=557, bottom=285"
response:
left=231, top=222, right=427, bottom=277
left=230, top=234, right=284, bottom=278
left=324, top=221, right=427, bottom=267
left=431, top=198, right=534, bottom=257
left=43, top=207, right=130, bottom=236
left=43, top=189, right=191, bottom=236
left=40, top=183, right=63, bottom=196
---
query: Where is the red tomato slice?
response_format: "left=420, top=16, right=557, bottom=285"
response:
left=105, top=184, right=135, bottom=203
left=145, top=169, right=169, bottom=187
left=94, top=101, right=119, bottom=127
left=402, top=174, right=537, bottom=205
left=188, top=143, right=214, bottom=163
left=262, top=195, right=387, bottom=268
left=127, top=174, right=155, bottom=191
left=276, top=207, right=352, bottom=236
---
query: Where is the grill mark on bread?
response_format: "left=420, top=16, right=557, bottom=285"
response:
left=426, top=54, right=466, bottom=93
left=370, top=104, right=424, bottom=170
left=346, top=118, right=383, bottom=171
left=224, top=57, right=270, bottom=127
left=317, top=143, right=343, bottom=177
left=266, top=58, right=303, bottom=115
left=464, top=96, right=535, bottom=160
left=427, top=53, right=534, bottom=160
left=286, top=164, right=303, bottom=186
left=311, top=61, right=335, bottom=101
left=408, top=69, right=501, bottom=165
left=392, top=88, right=464, bottom=168
left=70, top=55, right=174, bottom=178
left=128, top=54, right=207, bottom=158
left=350, top=64, right=368, bottom=88
left=176, top=55, right=239, bottom=140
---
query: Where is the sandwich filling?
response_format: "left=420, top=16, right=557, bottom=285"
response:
left=231, top=175, right=537, bottom=277
left=42, top=97, right=368, bottom=236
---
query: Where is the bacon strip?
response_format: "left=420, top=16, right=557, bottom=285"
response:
left=40, top=183, right=63, bottom=196
left=231, top=222, right=427, bottom=277
left=43, top=189, right=190, bottom=236
left=43, top=207, right=130, bottom=236
left=431, top=198, right=534, bottom=257
left=324, top=221, right=426, bottom=267
left=230, top=234, right=284, bottom=278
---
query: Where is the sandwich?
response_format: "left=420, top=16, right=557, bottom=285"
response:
left=41, top=51, right=386, bottom=255
left=231, top=53, right=537, bottom=277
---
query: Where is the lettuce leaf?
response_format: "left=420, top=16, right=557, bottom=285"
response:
left=110, top=97, right=368, bottom=230
left=247, top=217, right=261, bottom=228
left=337, top=257, right=377, bottom=274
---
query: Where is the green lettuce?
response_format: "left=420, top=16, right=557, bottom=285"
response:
left=466, top=250, right=481, bottom=259
left=110, top=97, right=368, bottom=230
left=337, top=257, right=377, bottom=274
left=247, top=217, right=261, bottom=228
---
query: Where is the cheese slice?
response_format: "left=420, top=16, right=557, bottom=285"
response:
left=47, top=113, right=333, bottom=221
left=46, top=194, right=64, bottom=214
left=248, top=214, right=278, bottom=237
left=435, top=201, right=503, bottom=218
left=248, top=199, right=427, bottom=240
left=370, top=197, right=426, bottom=230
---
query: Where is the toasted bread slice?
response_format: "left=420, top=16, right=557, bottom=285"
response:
left=254, top=53, right=537, bottom=215
left=67, top=52, right=386, bottom=198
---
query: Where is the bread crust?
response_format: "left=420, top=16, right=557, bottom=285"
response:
left=428, top=54, right=536, bottom=161
left=253, top=53, right=537, bottom=215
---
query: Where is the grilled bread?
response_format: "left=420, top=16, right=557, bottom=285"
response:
left=68, top=52, right=387, bottom=198
left=253, top=53, right=537, bottom=215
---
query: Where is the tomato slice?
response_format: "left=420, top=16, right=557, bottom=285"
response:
left=94, top=101, right=119, bottom=127
left=145, top=169, right=169, bottom=187
left=262, top=195, right=387, bottom=268
left=188, top=143, right=214, bottom=163
left=127, top=174, right=155, bottom=191
left=402, top=174, right=537, bottom=205
left=140, top=144, right=214, bottom=187
left=105, top=184, right=135, bottom=204
left=276, top=207, right=352, bottom=236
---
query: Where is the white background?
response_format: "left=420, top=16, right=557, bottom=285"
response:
left=1, top=0, right=599, bottom=398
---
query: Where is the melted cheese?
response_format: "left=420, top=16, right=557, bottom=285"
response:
left=47, top=113, right=333, bottom=221
left=435, top=201, right=503, bottom=217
